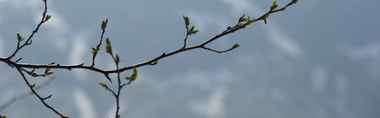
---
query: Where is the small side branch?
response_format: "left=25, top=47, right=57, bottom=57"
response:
left=91, top=18, right=108, bottom=67
left=14, top=66, right=67, bottom=118
left=7, top=0, right=49, bottom=60
left=201, top=44, right=240, bottom=54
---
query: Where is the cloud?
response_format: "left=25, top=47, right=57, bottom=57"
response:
left=104, top=101, right=127, bottom=118
left=333, top=75, right=352, bottom=118
left=30, top=1, right=72, bottom=52
left=105, top=106, right=115, bottom=118
left=177, top=69, right=233, bottom=118
left=264, top=23, right=303, bottom=57
left=47, top=14, right=68, bottom=31
left=334, top=75, right=348, bottom=97
left=190, top=88, right=227, bottom=118
left=0, top=0, right=40, bottom=10
left=105, top=100, right=127, bottom=118
left=158, top=69, right=234, bottom=91
left=182, top=0, right=259, bottom=32
left=302, top=0, right=322, bottom=10
left=180, top=69, right=236, bottom=118
left=0, top=0, right=72, bottom=53
left=270, top=88, right=288, bottom=103
left=73, top=88, right=96, bottom=118
left=120, top=68, right=234, bottom=117
left=342, top=43, right=380, bottom=79
left=0, top=37, right=4, bottom=57
left=69, top=35, right=86, bottom=64
left=221, top=0, right=261, bottom=15
left=223, top=0, right=322, bottom=12
left=1, top=0, right=71, bottom=53
left=311, top=66, right=328, bottom=92
left=0, top=89, right=15, bottom=105
left=184, top=12, right=229, bottom=32
left=181, top=0, right=261, bottom=35
left=44, top=11, right=71, bottom=52
left=344, top=43, right=380, bottom=60
left=221, top=0, right=303, bottom=57
left=69, top=33, right=88, bottom=80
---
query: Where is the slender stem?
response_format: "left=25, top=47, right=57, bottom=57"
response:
left=14, top=65, right=67, bottom=118
left=114, top=62, right=122, bottom=118
left=7, top=0, right=48, bottom=60
left=91, top=24, right=107, bottom=67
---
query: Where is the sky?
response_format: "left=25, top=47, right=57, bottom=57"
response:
left=0, top=0, right=380, bottom=118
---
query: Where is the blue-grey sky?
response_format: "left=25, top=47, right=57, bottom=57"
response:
left=1, top=0, right=380, bottom=118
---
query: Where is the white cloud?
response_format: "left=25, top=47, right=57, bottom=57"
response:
left=311, top=66, right=328, bottom=92
left=73, top=88, right=96, bottom=118
left=223, top=0, right=322, bottom=12
left=126, top=69, right=234, bottom=118
left=270, top=88, right=288, bottom=102
left=44, top=11, right=70, bottom=52
left=191, top=88, right=227, bottom=118
left=184, top=12, right=229, bottom=32
left=158, top=69, right=234, bottom=91
left=69, top=34, right=88, bottom=80
left=182, top=0, right=261, bottom=36
left=0, top=38, right=4, bottom=57
left=0, top=0, right=71, bottom=52
left=32, top=1, right=71, bottom=52
left=181, top=69, right=233, bottom=118
left=0, top=0, right=40, bottom=10
left=334, top=75, right=348, bottom=97
left=333, top=75, right=352, bottom=118
left=343, top=43, right=380, bottom=79
left=221, top=0, right=303, bottom=57
left=42, top=10, right=70, bottom=35
left=302, top=0, right=322, bottom=10
left=69, top=36, right=86, bottom=64
left=1, top=0, right=71, bottom=52
left=0, top=89, right=15, bottom=105
left=104, top=101, right=126, bottom=118
left=264, top=23, right=303, bottom=57
left=344, top=43, right=380, bottom=60
left=105, top=106, right=115, bottom=118
left=221, top=0, right=262, bottom=15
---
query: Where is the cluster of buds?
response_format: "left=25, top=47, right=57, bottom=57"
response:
left=183, top=16, right=199, bottom=35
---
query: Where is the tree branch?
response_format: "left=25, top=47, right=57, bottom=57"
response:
left=2, top=0, right=298, bottom=75
left=7, top=0, right=49, bottom=60
left=14, top=65, right=67, bottom=118
left=0, top=0, right=298, bottom=117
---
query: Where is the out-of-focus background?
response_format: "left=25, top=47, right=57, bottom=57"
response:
left=0, top=0, right=379, bottom=118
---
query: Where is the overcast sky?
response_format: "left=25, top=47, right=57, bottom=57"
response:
left=0, top=0, right=380, bottom=118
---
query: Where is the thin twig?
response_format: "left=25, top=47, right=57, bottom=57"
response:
left=7, top=0, right=49, bottom=60
left=1, top=0, right=68, bottom=117
left=14, top=66, right=67, bottom=118
left=201, top=45, right=238, bottom=54
left=91, top=19, right=107, bottom=67
left=114, top=62, right=122, bottom=118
